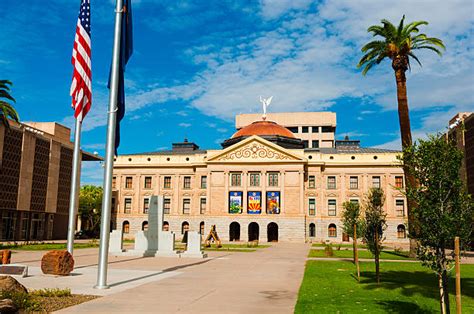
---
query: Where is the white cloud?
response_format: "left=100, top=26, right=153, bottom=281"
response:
left=179, top=122, right=191, bottom=128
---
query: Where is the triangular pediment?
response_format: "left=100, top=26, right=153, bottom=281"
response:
left=207, top=136, right=305, bottom=163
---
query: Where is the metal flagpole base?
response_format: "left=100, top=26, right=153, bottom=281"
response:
left=93, top=285, right=110, bottom=290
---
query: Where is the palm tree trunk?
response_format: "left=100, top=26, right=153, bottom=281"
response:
left=394, top=67, right=417, bottom=257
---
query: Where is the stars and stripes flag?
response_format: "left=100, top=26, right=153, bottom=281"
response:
left=70, top=0, right=91, bottom=122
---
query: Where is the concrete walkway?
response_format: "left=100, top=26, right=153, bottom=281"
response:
left=39, top=243, right=309, bottom=313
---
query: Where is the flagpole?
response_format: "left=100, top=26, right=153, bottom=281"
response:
left=95, top=0, right=123, bottom=289
left=66, top=118, right=82, bottom=254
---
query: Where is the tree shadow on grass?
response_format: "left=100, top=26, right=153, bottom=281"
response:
left=375, top=300, right=433, bottom=314
left=360, top=270, right=474, bottom=301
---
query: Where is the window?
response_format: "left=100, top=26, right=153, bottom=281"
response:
left=183, top=199, right=190, bottom=214
left=372, top=176, right=381, bottom=188
left=308, top=199, right=316, bottom=216
left=312, top=126, right=320, bottom=133
left=125, top=177, right=133, bottom=189
left=396, top=199, right=405, bottom=217
left=200, top=198, right=207, bottom=214
left=350, top=199, right=359, bottom=204
left=288, top=127, right=298, bottom=133
left=302, top=126, right=309, bottom=133
left=183, top=176, right=191, bottom=189
left=111, top=198, right=116, bottom=213
left=322, top=126, right=333, bottom=133
left=230, top=173, right=241, bottom=186
left=267, top=172, right=278, bottom=187
left=249, top=173, right=260, bottom=186
left=124, top=198, right=132, bottom=213
left=397, top=224, right=406, bottom=238
left=328, top=224, right=337, bottom=237
left=311, top=141, right=319, bottom=148
left=327, top=176, right=336, bottom=189
left=395, top=176, right=404, bottom=188
left=308, top=175, right=316, bottom=188
left=164, top=176, right=171, bottom=189
left=181, top=222, right=189, bottom=234
left=309, top=223, right=316, bottom=237
left=143, top=198, right=149, bottom=214
left=163, top=198, right=171, bottom=214
left=349, top=176, right=358, bottom=189
left=123, top=221, right=130, bottom=234
left=302, top=140, right=309, bottom=148
left=201, top=176, right=207, bottom=189
left=200, top=221, right=205, bottom=235
left=328, top=199, right=336, bottom=216
left=112, top=176, right=117, bottom=189
left=163, top=221, right=169, bottom=231
left=144, top=176, right=152, bottom=189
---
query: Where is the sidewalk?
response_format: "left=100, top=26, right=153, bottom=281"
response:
left=12, top=243, right=309, bottom=313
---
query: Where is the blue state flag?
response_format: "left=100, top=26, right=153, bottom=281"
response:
left=108, top=0, right=133, bottom=155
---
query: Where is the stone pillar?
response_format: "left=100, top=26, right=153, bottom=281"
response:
left=299, top=170, right=304, bottom=215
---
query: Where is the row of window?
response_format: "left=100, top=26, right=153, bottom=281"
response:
left=308, top=223, right=407, bottom=239
left=287, top=126, right=334, bottom=134
left=121, top=197, right=207, bottom=215
left=307, top=198, right=405, bottom=217
left=122, top=220, right=197, bottom=235
left=309, top=175, right=404, bottom=190
left=115, top=174, right=404, bottom=191
left=115, top=175, right=208, bottom=190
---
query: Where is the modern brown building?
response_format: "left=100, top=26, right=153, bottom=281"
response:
left=447, top=112, right=474, bottom=195
left=112, top=112, right=409, bottom=244
left=0, top=120, right=100, bottom=241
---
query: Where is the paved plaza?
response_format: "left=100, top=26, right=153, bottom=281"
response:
left=11, top=243, right=309, bottom=313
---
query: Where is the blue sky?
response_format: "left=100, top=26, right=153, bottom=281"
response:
left=1, top=0, right=473, bottom=185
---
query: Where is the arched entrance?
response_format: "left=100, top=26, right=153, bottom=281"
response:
left=267, top=222, right=278, bottom=242
left=248, top=222, right=259, bottom=241
left=229, top=222, right=240, bottom=241
left=142, top=221, right=148, bottom=231
left=309, top=223, right=315, bottom=237
left=200, top=221, right=205, bottom=235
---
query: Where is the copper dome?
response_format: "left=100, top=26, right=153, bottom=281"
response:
left=232, top=120, right=296, bottom=139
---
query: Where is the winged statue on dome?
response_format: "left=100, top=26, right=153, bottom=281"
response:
left=259, top=96, right=273, bottom=121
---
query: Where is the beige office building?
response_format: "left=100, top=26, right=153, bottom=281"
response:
left=112, top=112, right=408, bottom=244
left=0, top=121, right=100, bottom=241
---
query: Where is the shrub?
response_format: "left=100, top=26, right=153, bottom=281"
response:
left=31, top=288, right=72, bottom=297
left=324, top=244, right=334, bottom=257
left=0, top=291, right=41, bottom=311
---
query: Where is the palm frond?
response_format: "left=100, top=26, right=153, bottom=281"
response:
left=412, top=45, right=444, bottom=56
left=397, top=15, right=405, bottom=37
left=0, top=90, right=16, bottom=102
left=408, top=52, right=422, bottom=67
left=404, top=21, right=429, bottom=35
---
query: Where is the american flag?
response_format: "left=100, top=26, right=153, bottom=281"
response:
left=70, top=0, right=91, bottom=122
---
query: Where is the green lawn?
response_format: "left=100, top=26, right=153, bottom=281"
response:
left=0, top=242, right=98, bottom=251
left=312, top=243, right=367, bottom=249
left=308, top=249, right=412, bottom=260
left=295, top=260, right=474, bottom=313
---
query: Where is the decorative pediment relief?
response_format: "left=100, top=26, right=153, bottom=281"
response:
left=208, top=136, right=304, bottom=163
left=326, top=193, right=338, bottom=197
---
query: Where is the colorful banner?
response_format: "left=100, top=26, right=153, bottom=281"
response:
left=266, top=191, right=280, bottom=214
left=247, top=191, right=262, bottom=214
left=229, top=191, right=243, bottom=214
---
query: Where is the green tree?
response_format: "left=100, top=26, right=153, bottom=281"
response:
left=400, top=135, right=473, bottom=314
left=363, top=188, right=387, bottom=284
left=79, top=185, right=103, bottom=236
left=342, top=201, right=364, bottom=282
left=0, top=80, right=19, bottom=128
left=357, top=16, right=445, bottom=256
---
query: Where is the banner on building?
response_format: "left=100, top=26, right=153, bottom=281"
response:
left=266, top=191, right=280, bottom=214
left=247, top=191, right=262, bottom=214
left=229, top=191, right=243, bottom=214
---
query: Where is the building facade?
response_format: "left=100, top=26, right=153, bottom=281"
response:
left=0, top=121, right=100, bottom=241
left=447, top=112, right=474, bottom=195
left=112, top=112, right=408, bottom=244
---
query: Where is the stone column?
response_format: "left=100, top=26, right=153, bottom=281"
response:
left=242, top=170, right=248, bottom=213
left=280, top=171, right=285, bottom=214
left=17, top=132, right=35, bottom=211
left=299, top=170, right=304, bottom=215
left=224, top=171, right=229, bottom=214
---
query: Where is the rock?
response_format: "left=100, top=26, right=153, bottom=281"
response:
left=0, top=250, right=11, bottom=265
left=41, top=250, right=74, bottom=276
left=0, top=299, right=17, bottom=314
left=0, top=276, right=27, bottom=294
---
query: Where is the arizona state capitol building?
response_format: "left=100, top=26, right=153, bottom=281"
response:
left=111, top=112, right=408, bottom=244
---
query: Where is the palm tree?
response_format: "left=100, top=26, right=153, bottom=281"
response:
left=357, top=16, right=445, bottom=256
left=0, top=80, right=19, bottom=128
